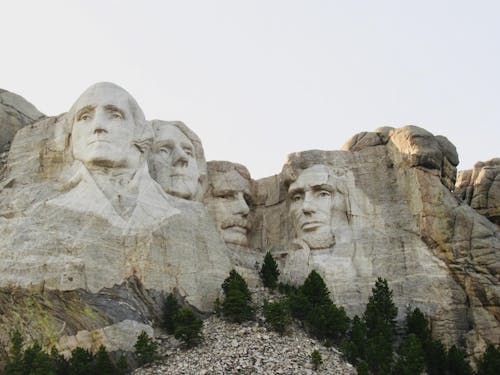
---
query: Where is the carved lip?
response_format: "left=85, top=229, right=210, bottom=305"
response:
left=223, top=225, right=248, bottom=234
left=88, top=139, right=110, bottom=145
left=300, top=221, right=324, bottom=230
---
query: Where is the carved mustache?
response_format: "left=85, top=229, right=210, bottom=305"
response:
left=221, top=218, right=251, bottom=231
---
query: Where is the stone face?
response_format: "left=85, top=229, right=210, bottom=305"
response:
left=0, top=84, right=497, bottom=364
left=0, top=83, right=232, bottom=354
left=456, top=158, right=500, bottom=225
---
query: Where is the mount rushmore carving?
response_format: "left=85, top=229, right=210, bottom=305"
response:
left=0, top=83, right=498, bottom=359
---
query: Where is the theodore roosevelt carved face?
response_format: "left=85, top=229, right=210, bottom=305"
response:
left=288, top=164, right=336, bottom=250
left=69, top=82, right=147, bottom=171
left=205, top=161, right=253, bottom=248
left=149, top=121, right=201, bottom=200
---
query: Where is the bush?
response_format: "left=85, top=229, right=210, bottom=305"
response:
left=174, top=308, right=203, bottom=348
left=477, top=344, right=500, bottom=375
left=310, top=349, right=323, bottom=371
left=21, top=341, right=53, bottom=375
left=116, top=353, right=129, bottom=375
left=133, top=331, right=158, bottom=366
left=263, top=299, right=290, bottom=334
left=222, top=270, right=254, bottom=323
left=260, top=251, right=280, bottom=289
left=162, top=293, right=180, bottom=334
left=356, top=360, right=370, bottom=375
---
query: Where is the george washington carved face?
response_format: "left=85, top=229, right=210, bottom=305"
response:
left=69, top=82, right=146, bottom=171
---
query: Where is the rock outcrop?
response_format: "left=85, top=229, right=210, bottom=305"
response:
left=0, top=85, right=498, bottom=366
left=456, top=158, right=500, bottom=225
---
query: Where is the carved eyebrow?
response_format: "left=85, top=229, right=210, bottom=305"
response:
left=104, top=105, right=126, bottom=118
left=76, top=105, right=96, bottom=119
left=311, top=184, right=334, bottom=192
left=288, top=188, right=304, bottom=197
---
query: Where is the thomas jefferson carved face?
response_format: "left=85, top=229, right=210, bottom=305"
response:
left=70, top=83, right=142, bottom=170
left=288, top=165, right=335, bottom=250
left=205, top=164, right=252, bottom=248
left=150, top=123, right=200, bottom=200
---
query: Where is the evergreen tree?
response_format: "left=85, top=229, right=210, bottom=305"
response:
left=363, top=277, right=397, bottom=373
left=22, top=341, right=54, bottom=375
left=263, top=299, right=290, bottom=334
left=162, top=293, right=180, bottom=334
left=365, top=333, right=393, bottom=374
left=94, top=345, right=116, bottom=375
left=341, top=315, right=367, bottom=364
left=4, top=330, right=24, bottom=375
left=306, top=303, right=349, bottom=343
left=395, top=333, right=425, bottom=375
left=221, top=270, right=254, bottom=323
left=174, top=308, right=203, bottom=348
left=356, top=360, right=370, bottom=375
left=115, top=353, right=129, bottom=375
left=446, top=345, right=473, bottom=375
left=68, top=347, right=94, bottom=375
left=301, top=270, right=332, bottom=307
left=364, top=277, right=397, bottom=342
left=310, top=349, right=323, bottom=371
left=288, top=288, right=310, bottom=321
left=405, top=307, right=431, bottom=343
left=222, top=270, right=252, bottom=301
left=260, top=251, right=280, bottom=289
left=50, top=347, right=69, bottom=375
left=133, top=331, right=158, bottom=366
left=477, top=344, right=500, bottom=375
left=424, top=339, right=447, bottom=375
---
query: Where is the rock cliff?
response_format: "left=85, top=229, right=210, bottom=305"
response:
left=0, top=85, right=497, bottom=364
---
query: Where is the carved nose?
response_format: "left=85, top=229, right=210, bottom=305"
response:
left=94, top=128, right=108, bottom=134
left=235, top=193, right=250, bottom=216
left=172, top=147, right=188, bottom=168
left=302, top=195, right=315, bottom=214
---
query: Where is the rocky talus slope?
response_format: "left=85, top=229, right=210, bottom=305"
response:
left=133, top=288, right=355, bottom=375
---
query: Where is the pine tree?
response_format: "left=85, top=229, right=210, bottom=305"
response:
left=174, top=308, right=203, bottom=348
left=22, top=341, right=54, bottom=375
left=116, top=353, right=129, bottom=375
left=424, top=339, right=447, bottom=375
left=356, top=360, right=370, bottom=375
left=69, top=347, right=94, bottom=375
left=94, top=345, right=116, bottom=375
left=301, top=270, right=332, bottom=307
left=221, top=270, right=254, bottom=323
left=306, top=303, right=349, bottom=343
left=364, top=277, right=397, bottom=341
left=133, top=331, right=158, bottom=366
left=447, top=345, right=473, bottom=375
left=50, top=347, right=69, bottom=375
left=310, top=349, right=323, bottom=371
left=260, top=251, right=280, bottom=289
left=163, top=293, right=180, bottom=334
left=341, top=315, right=367, bottom=364
left=365, top=333, right=393, bottom=374
left=4, top=330, right=24, bottom=375
left=395, top=333, right=425, bottom=375
left=405, top=307, right=431, bottom=344
left=263, top=299, right=290, bottom=334
left=477, top=344, right=500, bottom=375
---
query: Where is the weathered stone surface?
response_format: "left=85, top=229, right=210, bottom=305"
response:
left=0, top=84, right=497, bottom=366
left=0, top=89, right=44, bottom=153
left=255, top=126, right=498, bottom=360
left=456, top=158, right=500, bottom=225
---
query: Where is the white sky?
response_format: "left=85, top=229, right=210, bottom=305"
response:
left=1, top=0, right=498, bottom=179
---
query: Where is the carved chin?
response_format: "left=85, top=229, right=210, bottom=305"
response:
left=301, top=230, right=335, bottom=250
left=221, top=227, right=249, bottom=247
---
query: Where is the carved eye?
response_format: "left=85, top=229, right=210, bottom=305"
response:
left=111, top=112, right=123, bottom=120
left=184, top=148, right=193, bottom=157
left=217, top=192, right=235, bottom=200
left=79, top=113, right=91, bottom=121
left=160, top=147, right=172, bottom=155
left=292, top=194, right=303, bottom=202
left=317, top=190, right=331, bottom=198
